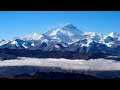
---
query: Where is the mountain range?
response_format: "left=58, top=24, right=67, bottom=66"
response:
left=1, top=24, right=120, bottom=79
left=0, top=24, right=120, bottom=54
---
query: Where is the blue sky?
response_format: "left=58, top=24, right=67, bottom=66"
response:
left=0, top=11, right=120, bottom=40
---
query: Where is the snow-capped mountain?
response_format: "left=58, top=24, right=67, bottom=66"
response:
left=66, top=39, right=109, bottom=53
left=83, top=32, right=104, bottom=43
left=0, top=39, right=26, bottom=49
left=0, top=33, right=52, bottom=50
left=103, top=32, right=120, bottom=47
left=0, top=24, right=120, bottom=54
left=0, top=39, right=8, bottom=46
left=22, top=33, right=51, bottom=42
left=43, top=24, right=83, bottom=43
left=23, top=33, right=43, bottom=40
left=109, top=32, right=120, bottom=39
left=104, top=32, right=120, bottom=41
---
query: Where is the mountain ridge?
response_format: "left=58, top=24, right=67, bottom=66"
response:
left=0, top=24, right=120, bottom=54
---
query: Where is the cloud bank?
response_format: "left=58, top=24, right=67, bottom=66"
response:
left=0, top=57, right=120, bottom=71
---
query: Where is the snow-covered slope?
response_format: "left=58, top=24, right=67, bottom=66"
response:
left=0, top=24, right=120, bottom=54
left=103, top=32, right=120, bottom=47
left=83, top=32, right=104, bottom=42
left=23, top=33, right=43, bottom=40
left=43, top=24, right=83, bottom=43
left=22, top=33, right=50, bottom=42
left=109, top=32, right=120, bottom=39
left=0, top=40, right=8, bottom=46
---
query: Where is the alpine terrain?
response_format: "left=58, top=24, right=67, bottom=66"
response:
left=0, top=24, right=120, bottom=60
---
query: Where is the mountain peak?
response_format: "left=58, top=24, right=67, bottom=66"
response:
left=109, top=32, right=116, bottom=35
left=62, top=24, right=83, bottom=34
left=108, top=32, right=119, bottom=38
left=23, top=33, right=43, bottom=40
left=62, top=24, right=78, bottom=30
left=64, top=24, right=75, bottom=27
left=33, top=32, right=39, bottom=36
left=43, top=24, right=83, bottom=43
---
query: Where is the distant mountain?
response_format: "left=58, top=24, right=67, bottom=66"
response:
left=0, top=39, right=8, bottom=46
left=43, top=24, right=83, bottom=43
left=103, top=32, right=120, bottom=47
left=83, top=32, right=104, bottom=43
left=0, top=24, right=120, bottom=54
left=23, top=33, right=51, bottom=42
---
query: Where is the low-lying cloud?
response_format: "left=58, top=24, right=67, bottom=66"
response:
left=0, top=57, right=120, bottom=71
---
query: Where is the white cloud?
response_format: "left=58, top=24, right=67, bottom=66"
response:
left=0, top=57, right=120, bottom=71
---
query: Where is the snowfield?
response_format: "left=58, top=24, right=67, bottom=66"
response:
left=0, top=58, right=120, bottom=71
